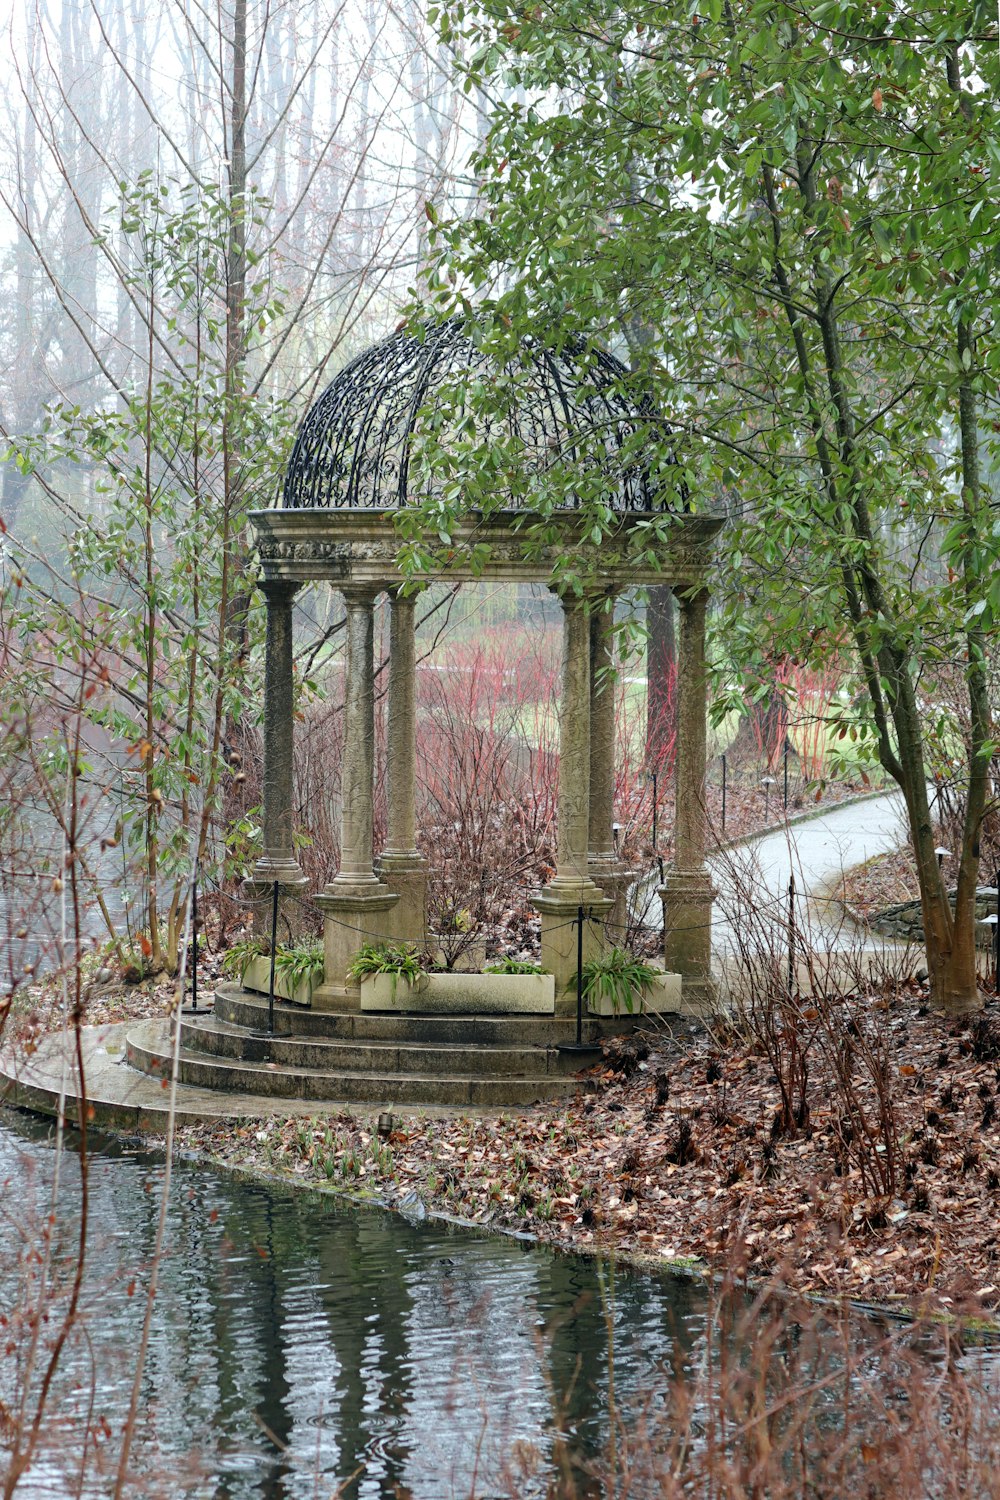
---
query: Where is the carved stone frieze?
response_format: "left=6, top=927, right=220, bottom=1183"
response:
left=256, top=539, right=352, bottom=563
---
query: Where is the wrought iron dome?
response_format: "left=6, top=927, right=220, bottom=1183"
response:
left=282, top=318, right=676, bottom=513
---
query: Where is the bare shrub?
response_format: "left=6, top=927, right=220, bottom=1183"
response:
left=716, top=848, right=819, bottom=1136
left=575, top=1283, right=1000, bottom=1499
left=716, top=842, right=908, bottom=1191
left=415, top=637, right=559, bottom=965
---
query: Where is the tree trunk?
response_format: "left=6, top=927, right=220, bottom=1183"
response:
left=763, top=145, right=983, bottom=1016
left=222, top=0, right=250, bottom=664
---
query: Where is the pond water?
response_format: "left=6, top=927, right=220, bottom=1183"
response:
left=0, top=1111, right=710, bottom=1500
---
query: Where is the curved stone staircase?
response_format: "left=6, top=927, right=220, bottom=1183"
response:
left=124, top=984, right=646, bottom=1110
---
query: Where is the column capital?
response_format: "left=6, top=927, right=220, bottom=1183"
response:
left=341, top=582, right=383, bottom=607
left=259, top=576, right=302, bottom=602
left=549, top=584, right=615, bottom=605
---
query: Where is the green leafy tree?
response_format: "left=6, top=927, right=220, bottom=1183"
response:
left=416, top=0, right=999, bottom=1014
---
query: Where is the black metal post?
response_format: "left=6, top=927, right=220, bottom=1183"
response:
left=783, top=739, right=789, bottom=809
left=267, top=878, right=279, bottom=1035
left=191, top=866, right=200, bottom=1013
left=787, top=873, right=796, bottom=1001
left=721, top=754, right=727, bottom=833
left=576, top=903, right=584, bottom=1047
left=557, top=904, right=600, bottom=1059
left=182, top=862, right=202, bottom=1016
left=651, top=771, right=658, bottom=854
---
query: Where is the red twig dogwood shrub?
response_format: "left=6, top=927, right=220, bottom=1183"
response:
left=414, top=637, right=560, bottom=965
left=781, top=660, right=845, bottom=783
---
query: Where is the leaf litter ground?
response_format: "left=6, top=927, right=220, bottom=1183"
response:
left=177, top=985, right=1000, bottom=1325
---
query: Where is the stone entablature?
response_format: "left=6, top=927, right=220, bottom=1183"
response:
left=249, top=507, right=723, bottom=589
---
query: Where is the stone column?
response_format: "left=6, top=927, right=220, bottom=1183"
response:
left=378, top=589, right=427, bottom=946
left=336, top=586, right=381, bottom=886
left=535, top=594, right=610, bottom=1014
left=588, top=602, right=617, bottom=868
left=587, top=600, right=633, bottom=942
left=660, top=585, right=717, bottom=1013
left=315, top=585, right=397, bottom=1010
left=249, top=579, right=307, bottom=889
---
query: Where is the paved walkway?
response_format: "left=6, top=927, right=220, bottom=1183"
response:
left=712, top=790, right=909, bottom=953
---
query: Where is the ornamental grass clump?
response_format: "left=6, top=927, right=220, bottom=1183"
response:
left=580, top=948, right=660, bottom=1014
left=220, top=937, right=324, bottom=999
left=346, top=942, right=423, bottom=999
left=483, top=957, right=543, bottom=975
left=219, top=937, right=270, bottom=985
left=273, top=941, right=324, bottom=998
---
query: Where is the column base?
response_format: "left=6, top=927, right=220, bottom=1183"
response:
left=314, top=883, right=399, bottom=1013
left=659, top=868, right=718, bottom=1017
left=376, top=851, right=428, bottom=950
left=534, top=884, right=613, bottom=1016
left=674, top=975, right=719, bottom=1019
left=246, top=855, right=309, bottom=888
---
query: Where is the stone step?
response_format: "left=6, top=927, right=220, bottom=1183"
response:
left=126, top=1021, right=593, bottom=1108
left=180, top=1015, right=579, bottom=1080
left=212, top=985, right=641, bottom=1047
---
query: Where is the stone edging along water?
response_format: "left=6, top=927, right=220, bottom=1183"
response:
left=4, top=1030, right=997, bottom=1342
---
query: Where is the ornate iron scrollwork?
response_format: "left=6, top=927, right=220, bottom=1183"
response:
left=281, top=319, right=679, bottom=514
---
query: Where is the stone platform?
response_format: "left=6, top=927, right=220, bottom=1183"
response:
left=1, top=985, right=668, bottom=1131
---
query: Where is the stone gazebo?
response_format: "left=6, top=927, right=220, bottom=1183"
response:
left=248, top=320, right=722, bottom=1021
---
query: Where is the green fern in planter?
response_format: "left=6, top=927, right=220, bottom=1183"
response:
left=580, top=948, right=660, bottom=1015
left=346, top=942, right=423, bottom=996
left=220, top=937, right=270, bottom=985
left=483, top=957, right=543, bottom=975
left=273, top=941, right=324, bottom=998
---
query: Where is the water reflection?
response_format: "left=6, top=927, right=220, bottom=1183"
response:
left=0, top=1112, right=709, bottom=1499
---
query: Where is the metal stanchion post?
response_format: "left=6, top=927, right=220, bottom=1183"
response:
left=267, top=879, right=279, bottom=1035
left=181, top=862, right=202, bottom=1016
left=783, top=739, right=789, bottom=810
left=651, top=771, right=658, bottom=855
left=576, top=903, right=584, bottom=1047
left=250, top=879, right=281, bottom=1039
left=787, top=874, right=796, bottom=1001
left=721, top=754, right=727, bottom=833
left=557, top=904, right=599, bottom=1058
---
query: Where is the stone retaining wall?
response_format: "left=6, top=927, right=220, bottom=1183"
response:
left=872, top=887, right=999, bottom=944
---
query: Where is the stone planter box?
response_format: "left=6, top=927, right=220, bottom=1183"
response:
left=360, top=970, right=555, bottom=1015
left=586, top=971, right=682, bottom=1018
left=243, top=956, right=318, bottom=1008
